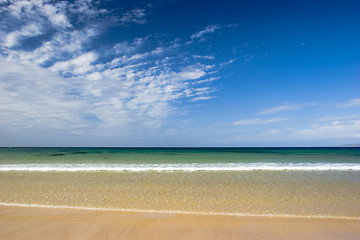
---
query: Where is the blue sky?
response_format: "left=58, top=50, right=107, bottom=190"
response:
left=0, top=0, right=359, bottom=147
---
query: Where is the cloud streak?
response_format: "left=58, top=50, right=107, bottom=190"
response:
left=337, top=98, right=360, bottom=108
left=119, top=8, right=147, bottom=25
left=233, top=118, right=288, bottom=126
left=258, top=102, right=316, bottom=115
left=296, top=119, right=360, bottom=139
left=191, top=24, right=220, bottom=39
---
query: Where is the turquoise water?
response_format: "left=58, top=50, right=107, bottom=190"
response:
left=1, top=147, right=360, bottom=165
left=0, top=147, right=359, bottom=218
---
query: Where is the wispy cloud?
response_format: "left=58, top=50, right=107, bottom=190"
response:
left=4, top=23, right=43, bottom=48
left=119, top=8, right=147, bottom=25
left=315, top=115, right=360, bottom=122
left=0, top=58, right=85, bottom=130
left=337, top=98, right=360, bottom=108
left=296, top=119, right=360, bottom=139
left=41, top=1, right=72, bottom=28
left=258, top=102, right=316, bottom=115
left=192, top=55, right=215, bottom=60
left=0, top=0, right=218, bottom=134
left=227, top=116, right=360, bottom=145
left=187, top=24, right=221, bottom=44
left=233, top=118, right=288, bottom=126
left=50, top=52, right=98, bottom=76
left=191, top=24, right=220, bottom=39
left=191, top=96, right=214, bottom=102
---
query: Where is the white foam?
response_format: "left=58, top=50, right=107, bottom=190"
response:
left=0, top=163, right=360, bottom=172
left=0, top=202, right=358, bottom=220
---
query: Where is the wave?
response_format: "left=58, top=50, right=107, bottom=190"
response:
left=0, top=163, right=360, bottom=172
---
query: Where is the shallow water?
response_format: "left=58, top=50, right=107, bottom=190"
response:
left=0, top=148, right=359, bottom=219
left=1, top=147, right=360, bottom=164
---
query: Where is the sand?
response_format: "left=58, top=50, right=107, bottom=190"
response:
left=0, top=206, right=359, bottom=240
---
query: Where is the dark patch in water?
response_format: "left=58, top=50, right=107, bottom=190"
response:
left=73, top=151, right=88, bottom=154
left=160, top=152, right=178, bottom=155
left=49, top=153, right=65, bottom=157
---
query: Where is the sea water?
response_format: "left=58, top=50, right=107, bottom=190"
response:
left=0, top=147, right=359, bottom=219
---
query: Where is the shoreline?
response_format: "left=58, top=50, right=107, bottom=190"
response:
left=0, top=202, right=359, bottom=220
left=1, top=205, right=359, bottom=240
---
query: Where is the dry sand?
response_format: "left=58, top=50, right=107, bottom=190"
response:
left=0, top=205, right=359, bottom=240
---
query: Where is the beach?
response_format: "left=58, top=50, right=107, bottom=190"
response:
left=0, top=148, right=359, bottom=239
left=1, top=205, right=359, bottom=240
left=2, top=0, right=359, bottom=238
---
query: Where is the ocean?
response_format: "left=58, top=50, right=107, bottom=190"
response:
left=0, top=147, right=359, bottom=219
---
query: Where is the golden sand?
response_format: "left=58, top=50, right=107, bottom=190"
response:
left=0, top=206, right=359, bottom=240
left=1, top=171, right=360, bottom=218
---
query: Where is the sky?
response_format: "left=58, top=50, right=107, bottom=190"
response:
left=0, top=0, right=359, bottom=147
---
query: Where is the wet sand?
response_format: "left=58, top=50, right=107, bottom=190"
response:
left=0, top=206, right=359, bottom=240
left=2, top=171, right=360, bottom=218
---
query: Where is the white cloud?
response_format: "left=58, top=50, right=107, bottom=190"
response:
left=296, top=119, right=360, bottom=139
left=219, top=58, right=236, bottom=67
left=1, top=0, right=100, bottom=66
left=258, top=102, right=316, bottom=115
left=113, top=37, right=148, bottom=55
left=337, top=98, right=360, bottom=108
left=0, top=0, right=218, bottom=136
left=168, top=66, right=207, bottom=81
left=225, top=117, right=360, bottom=145
left=4, top=23, right=42, bottom=48
left=119, top=8, right=146, bottom=25
left=332, top=120, right=341, bottom=125
left=0, top=58, right=85, bottom=129
left=192, top=77, right=218, bottom=85
left=192, top=55, right=215, bottom=60
left=191, top=96, right=214, bottom=102
left=315, top=115, right=360, bottom=122
left=41, top=2, right=71, bottom=28
left=2, top=0, right=71, bottom=30
left=0, top=54, right=216, bottom=133
left=233, top=118, right=288, bottom=126
left=5, top=27, right=97, bottom=66
left=191, top=24, right=220, bottom=39
left=50, top=52, right=98, bottom=75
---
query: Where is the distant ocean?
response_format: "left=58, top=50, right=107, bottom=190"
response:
left=0, top=147, right=359, bottom=219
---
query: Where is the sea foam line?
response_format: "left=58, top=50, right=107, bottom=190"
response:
left=0, top=202, right=359, bottom=220
left=0, top=163, right=360, bottom=172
